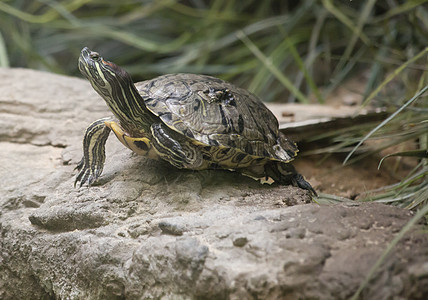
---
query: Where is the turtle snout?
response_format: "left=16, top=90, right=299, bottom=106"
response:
left=80, top=47, right=102, bottom=64
left=78, top=53, right=90, bottom=78
left=81, top=47, right=91, bottom=55
left=78, top=61, right=87, bottom=78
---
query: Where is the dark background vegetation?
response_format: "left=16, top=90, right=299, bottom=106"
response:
left=1, top=0, right=427, bottom=207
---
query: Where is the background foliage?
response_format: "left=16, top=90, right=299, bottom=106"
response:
left=1, top=0, right=427, bottom=207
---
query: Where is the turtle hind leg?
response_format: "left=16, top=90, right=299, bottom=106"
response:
left=75, top=117, right=112, bottom=187
left=291, top=173, right=318, bottom=197
left=265, top=161, right=317, bottom=197
left=150, top=123, right=202, bottom=169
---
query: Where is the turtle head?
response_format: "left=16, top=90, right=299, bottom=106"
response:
left=78, top=47, right=152, bottom=133
left=78, top=47, right=133, bottom=94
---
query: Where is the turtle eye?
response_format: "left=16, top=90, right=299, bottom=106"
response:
left=90, top=51, right=100, bottom=60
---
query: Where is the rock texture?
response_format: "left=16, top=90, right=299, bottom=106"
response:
left=1, top=68, right=427, bottom=299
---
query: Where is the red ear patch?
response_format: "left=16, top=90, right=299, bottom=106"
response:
left=101, top=58, right=131, bottom=80
left=102, top=59, right=116, bottom=68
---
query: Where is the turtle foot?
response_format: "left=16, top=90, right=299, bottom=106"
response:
left=292, top=173, right=318, bottom=197
left=74, top=157, right=102, bottom=188
left=264, top=161, right=317, bottom=197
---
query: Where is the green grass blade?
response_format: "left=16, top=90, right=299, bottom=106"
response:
left=321, top=0, right=370, bottom=45
left=236, top=30, right=309, bottom=104
left=0, top=31, right=9, bottom=67
left=373, top=0, right=428, bottom=22
left=286, top=34, right=323, bottom=103
left=378, top=150, right=428, bottom=170
left=344, top=84, right=428, bottom=164
left=363, top=47, right=428, bottom=106
left=332, top=0, right=376, bottom=76
left=0, top=0, right=91, bottom=24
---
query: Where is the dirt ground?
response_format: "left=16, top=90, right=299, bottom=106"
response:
left=268, top=73, right=418, bottom=200
left=293, top=153, right=410, bottom=199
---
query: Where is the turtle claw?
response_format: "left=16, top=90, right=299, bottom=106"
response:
left=74, top=161, right=90, bottom=188
left=74, top=158, right=88, bottom=187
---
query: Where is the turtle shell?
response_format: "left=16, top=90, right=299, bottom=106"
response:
left=135, top=73, right=297, bottom=162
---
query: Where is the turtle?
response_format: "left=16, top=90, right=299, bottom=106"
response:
left=75, top=47, right=317, bottom=196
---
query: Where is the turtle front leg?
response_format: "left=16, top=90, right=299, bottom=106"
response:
left=75, top=117, right=113, bottom=187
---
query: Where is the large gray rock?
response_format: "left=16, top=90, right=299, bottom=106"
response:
left=0, top=68, right=427, bottom=299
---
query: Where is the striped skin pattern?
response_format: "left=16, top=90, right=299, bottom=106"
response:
left=75, top=117, right=112, bottom=186
left=75, top=47, right=316, bottom=196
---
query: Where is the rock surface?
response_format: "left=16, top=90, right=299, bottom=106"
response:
left=1, top=68, right=427, bottom=299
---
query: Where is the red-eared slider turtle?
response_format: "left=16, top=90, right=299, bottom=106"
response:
left=75, top=47, right=317, bottom=196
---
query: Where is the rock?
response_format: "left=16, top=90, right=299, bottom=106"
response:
left=1, top=68, right=428, bottom=299
left=158, top=221, right=185, bottom=236
left=233, top=236, right=248, bottom=247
